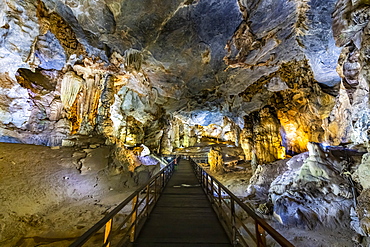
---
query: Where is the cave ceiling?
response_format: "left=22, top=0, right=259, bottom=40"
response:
left=1, top=0, right=364, bottom=151
left=2, top=0, right=340, bottom=111
left=40, top=0, right=243, bottom=112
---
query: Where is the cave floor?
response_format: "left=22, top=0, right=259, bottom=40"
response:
left=0, top=142, right=135, bottom=247
left=0, top=142, right=358, bottom=247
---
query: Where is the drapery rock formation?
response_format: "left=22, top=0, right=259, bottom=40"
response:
left=240, top=107, right=285, bottom=166
left=247, top=143, right=363, bottom=235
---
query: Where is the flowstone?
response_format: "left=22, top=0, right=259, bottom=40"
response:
left=208, top=146, right=224, bottom=173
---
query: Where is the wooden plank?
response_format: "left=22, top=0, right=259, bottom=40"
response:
left=134, top=159, right=231, bottom=246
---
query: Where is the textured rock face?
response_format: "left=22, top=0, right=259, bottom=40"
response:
left=275, top=84, right=335, bottom=153
left=224, top=0, right=340, bottom=89
left=0, top=0, right=242, bottom=147
left=354, top=153, right=370, bottom=237
left=302, top=0, right=342, bottom=86
left=0, top=0, right=357, bottom=161
left=221, top=0, right=345, bottom=162
left=247, top=143, right=361, bottom=231
left=208, top=146, right=224, bottom=173
left=332, top=1, right=370, bottom=239
left=241, top=107, right=285, bottom=166
left=332, top=0, right=370, bottom=146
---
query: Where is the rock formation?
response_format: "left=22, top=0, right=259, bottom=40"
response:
left=208, top=146, right=224, bottom=173
left=247, top=143, right=361, bottom=231
left=241, top=107, right=285, bottom=166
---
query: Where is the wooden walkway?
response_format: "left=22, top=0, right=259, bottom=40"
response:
left=133, top=159, right=232, bottom=247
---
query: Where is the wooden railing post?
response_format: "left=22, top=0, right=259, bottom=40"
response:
left=218, top=184, right=222, bottom=206
left=104, top=218, right=113, bottom=247
left=154, top=178, right=158, bottom=202
left=256, top=223, right=266, bottom=247
left=206, top=174, right=209, bottom=193
left=210, top=177, right=214, bottom=202
left=145, top=184, right=150, bottom=216
left=230, top=198, right=237, bottom=246
left=130, top=195, right=138, bottom=242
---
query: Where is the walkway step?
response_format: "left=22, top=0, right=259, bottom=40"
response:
left=133, top=159, right=231, bottom=246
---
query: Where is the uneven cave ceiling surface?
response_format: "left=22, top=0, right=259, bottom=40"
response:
left=42, top=0, right=243, bottom=93
left=0, top=0, right=365, bottom=150
left=2, top=0, right=339, bottom=97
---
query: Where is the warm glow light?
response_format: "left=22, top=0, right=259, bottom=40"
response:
left=284, top=123, right=297, bottom=141
left=281, top=122, right=309, bottom=153
left=277, top=146, right=286, bottom=159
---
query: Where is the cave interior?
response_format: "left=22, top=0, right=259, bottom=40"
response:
left=1, top=0, right=370, bottom=246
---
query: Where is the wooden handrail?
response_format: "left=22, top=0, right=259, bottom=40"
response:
left=189, top=158, right=294, bottom=247
left=70, top=156, right=177, bottom=247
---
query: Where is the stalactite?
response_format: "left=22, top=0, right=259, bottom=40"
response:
left=60, top=71, right=83, bottom=110
left=294, top=0, right=310, bottom=37
left=124, top=48, right=143, bottom=71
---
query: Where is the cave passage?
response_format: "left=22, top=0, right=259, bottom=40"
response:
left=134, top=159, right=231, bottom=246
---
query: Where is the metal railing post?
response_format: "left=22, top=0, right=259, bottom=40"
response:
left=206, top=173, right=209, bottom=194
left=162, top=172, right=165, bottom=189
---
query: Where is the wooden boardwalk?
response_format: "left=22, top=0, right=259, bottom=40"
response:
left=133, top=159, right=232, bottom=247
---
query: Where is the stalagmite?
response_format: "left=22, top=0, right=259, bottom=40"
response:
left=208, top=146, right=224, bottom=173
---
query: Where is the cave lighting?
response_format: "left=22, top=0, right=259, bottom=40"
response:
left=283, top=123, right=297, bottom=142
left=281, top=122, right=309, bottom=154
left=321, top=142, right=330, bottom=151
left=277, top=146, right=286, bottom=159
